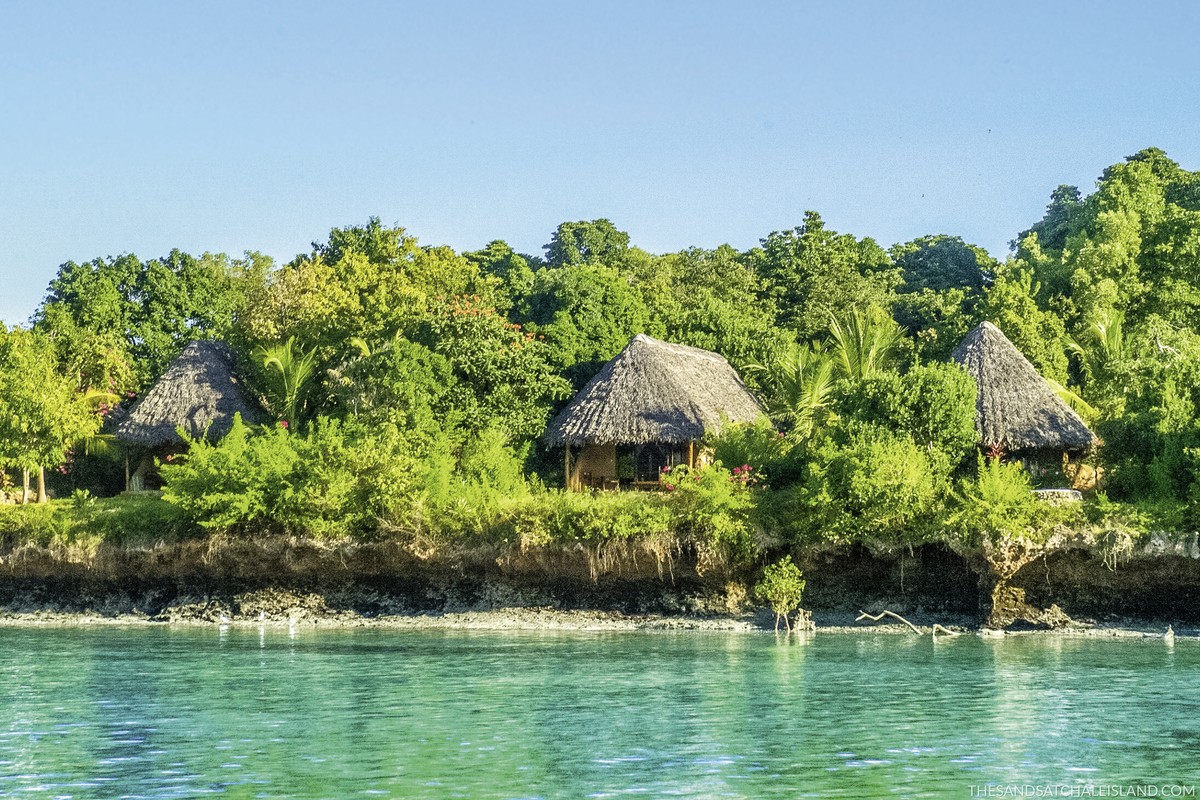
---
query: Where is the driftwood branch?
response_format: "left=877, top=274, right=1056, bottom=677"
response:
left=856, top=609, right=922, bottom=635
left=855, top=610, right=963, bottom=637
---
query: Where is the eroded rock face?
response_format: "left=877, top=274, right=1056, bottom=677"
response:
left=1, top=534, right=1197, bottom=627
left=986, top=584, right=1074, bottom=630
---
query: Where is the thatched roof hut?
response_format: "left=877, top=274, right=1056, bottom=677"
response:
left=114, top=340, right=264, bottom=448
left=952, top=322, right=1096, bottom=454
left=544, top=334, right=763, bottom=448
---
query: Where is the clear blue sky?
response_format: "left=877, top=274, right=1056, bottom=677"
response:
left=2, top=1, right=1198, bottom=325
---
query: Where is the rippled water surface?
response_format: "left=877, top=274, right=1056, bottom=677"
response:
left=0, top=626, right=1197, bottom=798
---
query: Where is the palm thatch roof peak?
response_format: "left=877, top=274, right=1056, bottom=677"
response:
left=114, top=340, right=265, bottom=448
left=952, top=321, right=1096, bottom=453
left=543, top=334, right=764, bottom=447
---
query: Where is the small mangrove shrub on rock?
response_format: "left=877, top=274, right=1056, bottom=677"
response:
left=755, top=555, right=809, bottom=632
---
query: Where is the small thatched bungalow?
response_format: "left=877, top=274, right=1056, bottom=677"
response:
left=114, top=340, right=265, bottom=490
left=952, top=321, right=1097, bottom=465
left=543, top=334, right=764, bottom=490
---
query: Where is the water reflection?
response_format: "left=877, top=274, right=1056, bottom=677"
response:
left=0, top=627, right=1196, bottom=798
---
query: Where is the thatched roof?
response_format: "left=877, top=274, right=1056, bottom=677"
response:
left=543, top=334, right=764, bottom=447
left=952, top=322, right=1097, bottom=453
left=114, top=340, right=265, bottom=447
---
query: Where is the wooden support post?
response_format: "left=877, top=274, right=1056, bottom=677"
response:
left=688, top=441, right=695, bottom=468
left=124, top=453, right=130, bottom=493
left=564, top=445, right=572, bottom=491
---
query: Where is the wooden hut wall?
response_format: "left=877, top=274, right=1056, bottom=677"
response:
left=570, top=444, right=617, bottom=490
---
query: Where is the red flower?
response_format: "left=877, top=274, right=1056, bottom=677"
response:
left=279, top=420, right=289, bottom=429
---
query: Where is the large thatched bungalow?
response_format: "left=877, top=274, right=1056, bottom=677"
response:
left=952, top=321, right=1097, bottom=463
left=114, top=340, right=265, bottom=490
left=543, top=334, right=764, bottom=490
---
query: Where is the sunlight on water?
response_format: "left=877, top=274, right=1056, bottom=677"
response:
left=0, top=627, right=1196, bottom=798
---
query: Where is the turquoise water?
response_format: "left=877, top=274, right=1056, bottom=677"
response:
left=0, top=627, right=1197, bottom=799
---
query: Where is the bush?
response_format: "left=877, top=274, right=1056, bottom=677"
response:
left=836, top=362, right=978, bottom=475
left=708, top=416, right=799, bottom=487
left=0, top=502, right=70, bottom=547
left=805, top=423, right=940, bottom=543
left=0, top=494, right=195, bottom=550
left=73, top=494, right=195, bottom=547
left=755, top=556, right=806, bottom=631
left=662, top=464, right=760, bottom=568
left=499, top=490, right=672, bottom=548
left=161, top=414, right=422, bottom=539
left=951, top=455, right=1054, bottom=545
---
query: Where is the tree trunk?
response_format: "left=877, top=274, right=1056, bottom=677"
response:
left=36, top=466, right=48, bottom=504
left=21, top=469, right=29, bottom=505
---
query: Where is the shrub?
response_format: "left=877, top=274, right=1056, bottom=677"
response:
left=161, top=414, right=422, bottom=539
left=73, top=494, right=195, bottom=547
left=836, top=362, right=977, bottom=475
left=755, top=556, right=807, bottom=631
left=951, top=455, right=1053, bottom=545
left=662, top=464, right=759, bottom=568
left=808, top=423, right=940, bottom=543
left=705, top=417, right=811, bottom=491
left=499, top=490, right=672, bottom=548
left=0, top=502, right=70, bottom=547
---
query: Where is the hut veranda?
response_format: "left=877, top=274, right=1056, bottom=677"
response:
left=543, top=334, right=764, bottom=490
left=114, top=341, right=265, bottom=491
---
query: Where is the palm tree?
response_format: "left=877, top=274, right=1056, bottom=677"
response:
left=1065, top=307, right=1128, bottom=416
left=826, top=306, right=903, bottom=382
left=746, top=341, right=836, bottom=439
left=253, top=337, right=319, bottom=430
left=1067, top=308, right=1125, bottom=386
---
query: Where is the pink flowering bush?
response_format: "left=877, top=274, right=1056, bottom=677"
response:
left=660, top=463, right=759, bottom=567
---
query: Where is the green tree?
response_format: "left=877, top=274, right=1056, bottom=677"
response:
left=890, top=235, right=993, bottom=294
left=746, top=342, right=835, bottom=439
left=465, top=240, right=536, bottom=315
left=976, top=260, right=1070, bottom=384
left=543, top=219, right=633, bottom=269
left=637, top=246, right=786, bottom=372
left=827, top=306, right=904, bottom=382
left=415, top=295, right=571, bottom=447
left=327, top=335, right=454, bottom=453
left=755, top=556, right=807, bottom=632
left=751, top=211, right=900, bottom=338
left=517, top=263, right=655, bottom=387
left=253, top=337, right=321, bottom=430
left=836, top=363, right=978, bottom=475
left=0, top=328, right=102, bottom=502
left=35, top=250, right=267, bottom=388
left=246, top=218, right=496, bottom=355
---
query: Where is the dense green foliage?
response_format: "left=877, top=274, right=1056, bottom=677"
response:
left=6, top=148, right=1200, bottom=570
left=755, top=556, right=806, bottom=631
